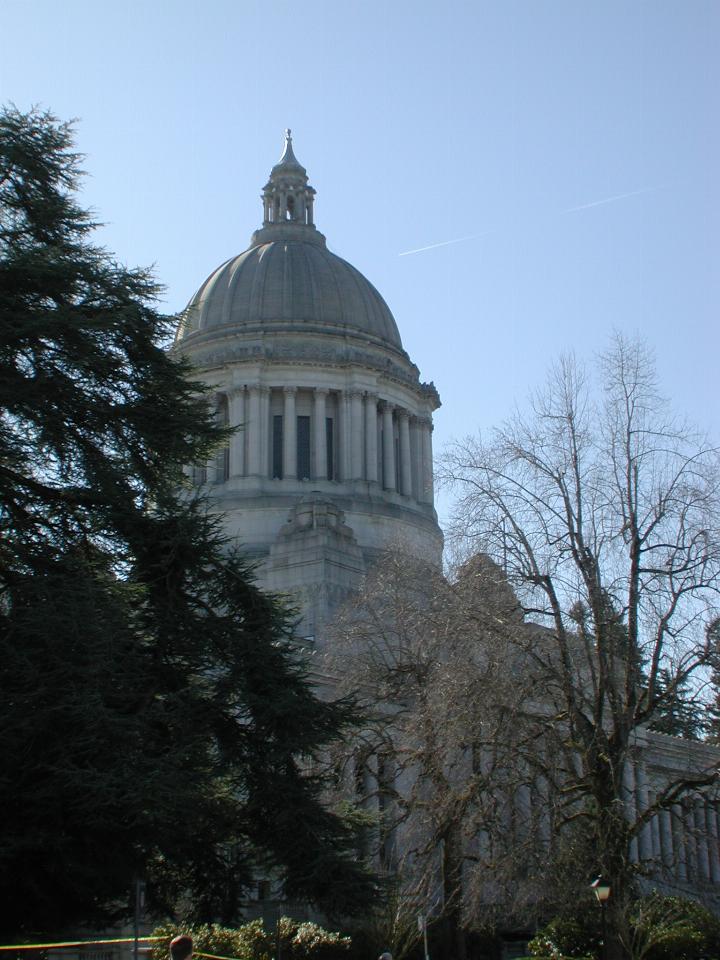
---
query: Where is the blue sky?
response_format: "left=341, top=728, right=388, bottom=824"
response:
left=3, top=1, right=718, bottom=524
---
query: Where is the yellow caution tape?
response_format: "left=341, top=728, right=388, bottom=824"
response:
left=0, top=938, right=164, bottom=951
left=195, top=953, right=245, bottom=960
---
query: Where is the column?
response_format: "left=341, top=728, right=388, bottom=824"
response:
left=707, top=804, right=720, bottom=883
left=411, top=416, right=422, bottom=500
left=229, top=387, right=246, bottom=477
left=659, top=808, right=674, bottom=870
left=514, top=782, right=532, bottom=843
left=650, top=793, right=662, bottom=862
left=419, top=417, right=434, bottom=504
left=685, top=800, right=698, bottom=879
left=283, top=387, right=297, bottom=479
left=636, top=763, right=653, bottom=862
left=381, top=402, right=396, bottom=491
left=338, top=389, right=350, bottom=482
left=622, top=759, right=639, bottom=863
left=205, top=398, right=218, bottom=484
left=672, top=803, right=688, bottom=882
left=259, top=386, right=270, bottom=478
left=246, top=385, right=262, bottom=476
left=364, top=393, right=378, bottom=483
left=535, top=774, right=552, bottom=850
left=695, top=800, right=711, bottom=880
left=399, top=410, right=412, bottom=496
left=350, top=391, right=364, bottom=480
left=313, top=388, right=328, bottom=480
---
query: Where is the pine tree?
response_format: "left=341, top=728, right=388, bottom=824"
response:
left=0, top=106, right=374, bottom=936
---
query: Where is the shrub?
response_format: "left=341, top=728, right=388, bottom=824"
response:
left=150, top=919, right=351, bottom=960
left=527, top=915, right=599, bottom=959
left=628, top=893, right=720, bottom=960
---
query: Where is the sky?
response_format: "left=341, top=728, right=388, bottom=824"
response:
left=3, top=0, right=718, bottom=526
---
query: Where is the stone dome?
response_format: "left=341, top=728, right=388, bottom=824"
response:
left=176, top=238, right=402, bottom=350
left=175, top=131, right=403, bottom=352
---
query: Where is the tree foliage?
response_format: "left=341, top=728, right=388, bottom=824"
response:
left=0, top=106, right=374, bottom=937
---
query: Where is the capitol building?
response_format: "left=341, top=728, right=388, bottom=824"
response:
left=175, top=130, right=442, bottom=642
left=173, top=134, right=720, bottom=946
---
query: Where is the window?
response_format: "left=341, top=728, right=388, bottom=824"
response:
left=272, top=415, right=283, bottom=479
left=297, top=415, right=310, bottom=480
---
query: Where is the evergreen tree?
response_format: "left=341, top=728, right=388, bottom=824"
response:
left=648, top=668, right=704, bottom=740
left=0, top=106, right=374, bottom=936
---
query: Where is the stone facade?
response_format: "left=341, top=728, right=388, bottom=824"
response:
left=174, top=131, right=443, bottom=641
left=174, top=133, right=720, bottom=926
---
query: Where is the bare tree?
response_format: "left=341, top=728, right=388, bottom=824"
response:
left=441, top=335, right=720, bottom=959
left=324, top=549, right=548, bottom=959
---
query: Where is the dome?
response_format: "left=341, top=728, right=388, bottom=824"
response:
left=175, top=130, right=403, bottom=353
left=177, top=239, right=403, bottom=350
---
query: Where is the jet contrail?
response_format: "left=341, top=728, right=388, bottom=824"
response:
left=398, top=231, right=491, bottom=257
left=399, top=186, right=659, bottom=256
left=562, top=185, right=657, bottom=214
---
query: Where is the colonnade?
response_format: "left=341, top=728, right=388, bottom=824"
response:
left=204, top=384, right=435, bottom=503
left=623, top=758, right=720, bottom=883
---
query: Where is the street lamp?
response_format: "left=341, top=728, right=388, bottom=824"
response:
left=591, top=877, right=611, bottom=960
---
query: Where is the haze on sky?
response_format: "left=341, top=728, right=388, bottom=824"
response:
left=3, top=0, right=718, bottom=525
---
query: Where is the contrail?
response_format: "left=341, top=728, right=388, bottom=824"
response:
left=399, top=231, right=491, bottom=257
left=399, top=186, right=659, bottom=256
left=562, top=185, right=657, bottom=214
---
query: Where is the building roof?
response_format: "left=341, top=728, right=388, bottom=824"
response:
left=175, top=133, right=403, bottom=351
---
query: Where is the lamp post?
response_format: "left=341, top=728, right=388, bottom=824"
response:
left=591, top=876, right=611, bottom=960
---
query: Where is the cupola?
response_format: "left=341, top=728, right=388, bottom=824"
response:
left=261, top=129, right=316, bottom=227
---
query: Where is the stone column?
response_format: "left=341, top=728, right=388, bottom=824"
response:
left=685, top=800, right=698, bottom=879
left=313, top=388, right=328, bottom=480
left=259, top=386, right=270, bottom=478
left=338, top=389, right=350, bottom=482
left=246, top=385, right=262, bottom=476
left=650, top=793, right=662, bottom=861
left=622, top=759, right=639, bottom=863
left=536, top=774, right=552, bottom=850
left=381, top=402, right=396, bottom=491
left=229, top=387, right=246, bottom=477
left=419, top=417, right=434, bottom=503
left=350, top=390, right=364, bottom=480
left=399, top=409, right=412, bottom=496
left=695, top=801, right=711, bottom=880
left=672, top=803, right=688, bottom=881
left=364, top=393, right=378, bottom=483
left=659, top=808, right=674, bottom=870
left=283, top=387, right=297, bottom=480
left=707, top=804, right=720, bottom=883
left=636, top=763, right=653, bottom=862
left=411, top=416, right=422, bottom=500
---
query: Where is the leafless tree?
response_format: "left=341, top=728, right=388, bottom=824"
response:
left=324, top=549, right=549, bottom=959
left=441, top=334, right=720, bottom=959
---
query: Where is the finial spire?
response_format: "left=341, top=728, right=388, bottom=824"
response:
left=278, top=128, right=299, bottom=167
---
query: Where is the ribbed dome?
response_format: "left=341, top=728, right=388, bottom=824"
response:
left=177, top=238, right=403, bottom=350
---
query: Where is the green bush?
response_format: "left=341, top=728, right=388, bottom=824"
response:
left=150, top=919, right=351, bottom=960
left=527, top=915, right=599, bottom=959
left=628, top=893, right=720, bottom=960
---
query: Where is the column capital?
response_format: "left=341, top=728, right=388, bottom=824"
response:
left=283, top=385, right=298, bottom=396
left=397, top=407, right=410, bottom=423
left=314, top=386, right=330, bottom=397
left=364, top=391, right=378, bottom=403
left=379, top=399, right=395, bottom=414
left=349, top=389, right=365, bottom=401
